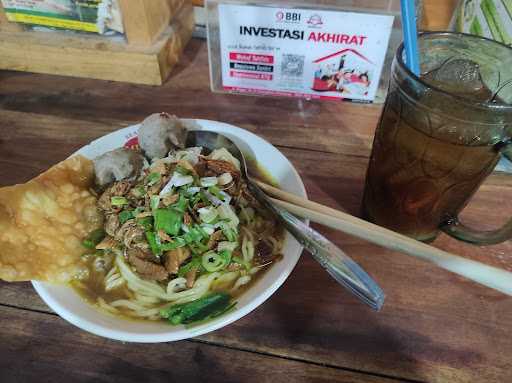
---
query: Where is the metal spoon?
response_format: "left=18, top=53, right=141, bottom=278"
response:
left=186, top=130, right=385, bottom=311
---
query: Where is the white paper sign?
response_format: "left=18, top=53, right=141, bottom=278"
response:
left=218, top=4, right=394, bottom=102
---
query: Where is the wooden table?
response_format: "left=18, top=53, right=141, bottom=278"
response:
left=1, top=38, right=512, bottom=383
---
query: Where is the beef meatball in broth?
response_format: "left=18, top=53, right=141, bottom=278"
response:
left=138, top=112, right=188, bottom=160
left=93, top=147, right=144, bottom=188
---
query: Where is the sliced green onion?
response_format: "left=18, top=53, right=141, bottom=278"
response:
left=201, top=251, right=228, bottom=272
left=145, top=231, right=161, bottom=256
left=198, top=191, right=211, bottom=205
left=133, top=207, right=145, bottom=216
left=208, top=185, right=223, bottom=199
left=189, top=241, right=209, bottom=254
left=170, top=171, right=194, bottom=187
left=217, top=172, right=233, bottom=186
left=187, top=244, right=201, bottom=256
left=221, top=224, right=238, bottom=242
left=195, top=225, right=209, bottom=238
left=233, top=256, right=250, bottom=270
left=203, top=191, right=222, bottom=206
left=214, top=217, right=231, bottom=224
left=198, top=206, right=218, bottom=224
left=137, top=216, right=153, bottom=231
left=131, top=185, right=146, bottom=198
left=200, top=224, right=215, bottom=235
left=217, top=241, right=238, bottom=253
left=111, top=196, right=128, bottom=206
left=172, top=194, right=189, bottom=213
left=82, top=228, right=106, bottom=249
left=191, top=193, right=202, bottom=206
left=186, top=186, right=201, bottom=196
left=150, top=195, right=161, bottom=211
left=161, top=237, right=187, bottom=251
left=219, top=191, right=232, bottom=204
left=175, top=165, right=191, bottom=175
left=146, top=172, right=161, bottom=186
left=217, top=203, right=239, bottom=229
left=119, top=210, right=134, bottom=224
left=159, top=183, right=174, bottom=197
left=183, top=227, right=205, bottom=244
left=177, top=256, right=201, bottom=277
left=219, top=249, right=232, bottom=265
left=200, top=177, right=218, bottom=187
left=154, top=208, right=182, bottom=236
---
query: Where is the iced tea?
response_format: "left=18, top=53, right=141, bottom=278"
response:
left=362, top=33, right=512, bottom=243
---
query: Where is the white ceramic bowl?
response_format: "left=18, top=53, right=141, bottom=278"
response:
left=32, top=119, right=306, bottom=342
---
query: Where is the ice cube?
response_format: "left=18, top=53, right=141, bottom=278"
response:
left=424, top=57, right=512, bottom=105
left=424, top=58, right=493, bottom=102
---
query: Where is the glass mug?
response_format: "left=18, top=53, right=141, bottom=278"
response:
left=362, top=32, right=512, bottom=244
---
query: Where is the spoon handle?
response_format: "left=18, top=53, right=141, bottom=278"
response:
left=248, top=182, right=385, bottom=311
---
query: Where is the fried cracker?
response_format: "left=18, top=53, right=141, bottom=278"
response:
left=0, top=155, right=102, bottom=282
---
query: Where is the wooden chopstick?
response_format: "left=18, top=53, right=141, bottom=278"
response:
left=256, top=181, right=512, bottom=296
left=255, top=180, right=348, bottom=214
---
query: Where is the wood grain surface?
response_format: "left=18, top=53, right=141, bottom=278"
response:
left=0, top=2, right=24, bottom=32
left=1, top=305, right=402, bottom=383
left=119, top=0, right=187, bottom=46
left=1, top=38, right=512, bottom=383
left=422, top=0, right=459, bottom=30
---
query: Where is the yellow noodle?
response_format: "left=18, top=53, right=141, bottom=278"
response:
left=97, top=297, right=119, bottom=314
left=211, top=271, right=240, bottom=291
left=116, top=255, right=220, bottom=303
left=166, top=277, right=187, bottom=295
left=134, top=293, right=160, bottom=304
left=231, top=275, right=251, bottom=292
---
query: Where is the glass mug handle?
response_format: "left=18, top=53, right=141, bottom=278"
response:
left=441, top=141, right=512, bottom=245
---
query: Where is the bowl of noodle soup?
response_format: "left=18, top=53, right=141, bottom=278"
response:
left=32, top=119, right=306, bottom=342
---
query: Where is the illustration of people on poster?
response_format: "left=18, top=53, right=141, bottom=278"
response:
left=311, top=48, right=373, bottom=99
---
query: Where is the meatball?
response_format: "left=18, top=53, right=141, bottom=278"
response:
left=93, top=147, right=144, bottom=188
left=138, top=113, right=188, bottom=160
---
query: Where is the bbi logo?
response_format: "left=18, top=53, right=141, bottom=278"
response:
left=276, top=10, right=301, bottom=22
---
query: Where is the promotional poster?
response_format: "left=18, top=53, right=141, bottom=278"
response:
left=218, top=4, right=394, bottom=102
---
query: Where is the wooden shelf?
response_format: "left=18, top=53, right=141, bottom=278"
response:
left=119, top=0, right=187, bottom=46
left=0, top=1, right=194, bottom=85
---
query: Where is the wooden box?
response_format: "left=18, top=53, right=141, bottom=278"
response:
left=0, top=0, right=194, bottom=85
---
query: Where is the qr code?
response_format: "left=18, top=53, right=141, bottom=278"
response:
left=281, top=54, right=305, bottom=77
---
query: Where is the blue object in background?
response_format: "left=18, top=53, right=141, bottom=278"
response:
left=400, top=0, right=420, bottom=75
